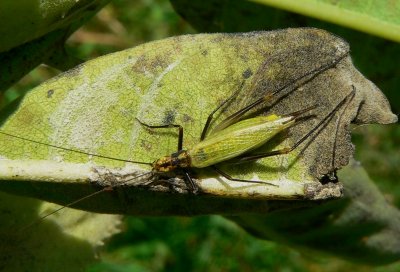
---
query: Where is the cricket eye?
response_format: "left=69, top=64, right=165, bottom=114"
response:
left=158, top=157, right=173, bottom=167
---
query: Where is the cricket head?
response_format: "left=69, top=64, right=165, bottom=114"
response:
left=153, top=150, right=191, bottom=172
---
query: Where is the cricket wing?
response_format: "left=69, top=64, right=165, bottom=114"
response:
left=188, top=115, right=294, bottom=168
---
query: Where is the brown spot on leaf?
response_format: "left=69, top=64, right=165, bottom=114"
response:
left=163, top=110, right=176, bottom=124
left=140, top=139, right=153, bottom=152
left=183, top=114, right=193, bottom=123
left=47, top=89, right=54, bottom=98
left=242, top=68, right=253, bottom=79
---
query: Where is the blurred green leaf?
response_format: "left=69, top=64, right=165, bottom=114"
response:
left=171, top=0, right=400, bottom=43
left=230, top=160, right=400, bottom=265
left=91, top=216, right=309, bottom=272
left=0, top=0, right=110, bottom=53
left=0, top=0, right=110, bottom=92
left=0, top=191, right=122, bottom=272
left=252, top=0, right=400, bottom=42
left=0, top=30, right=81, bottom=93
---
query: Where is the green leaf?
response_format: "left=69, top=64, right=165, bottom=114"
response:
left=0, top=29, right=396, bottom=215
left=0, top=0, right=109, bottom=53
left=0, top=30, right=82, bottom=93
left=0, top=0, right=110, bottom=92
left=251, top=0, right=400, bottom=42
left=0, top=191, right=122, bottom=272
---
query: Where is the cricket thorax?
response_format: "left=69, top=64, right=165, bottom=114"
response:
left=153, top=150, right=191, bottom=172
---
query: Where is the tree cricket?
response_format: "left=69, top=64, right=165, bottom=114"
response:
left=0, top=84, right=355, bottom=195
left=0, top=81, right=356, bottom=230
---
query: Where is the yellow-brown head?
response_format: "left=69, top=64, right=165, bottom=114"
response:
left=153, top=150, right=191, bottom=172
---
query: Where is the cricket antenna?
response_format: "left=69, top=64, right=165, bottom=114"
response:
left=284, top=89, right=356, bottom=153
left=331, top=85, right=356, bottom=170
left=17, top=187, right=112, bottom=233
left=0, top=130, right=153, bottom=166
left=282, top=104, right=318, bottom=122
left=18, top=170, right=154, bottom=233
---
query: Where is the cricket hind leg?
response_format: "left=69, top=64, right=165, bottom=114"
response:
left=202, top=76, right=296, bottom=138
left=211, top=53, right=349, bottom=134
left=211, top=166, right=278, bottom=187
left=200, top=80, right=246, bottom=140
left=209, top=89, right=355, bottom=187
left=233, top=88, right=356, bottom=163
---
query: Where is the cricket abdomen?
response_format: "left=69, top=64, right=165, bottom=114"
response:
left=188, top=114, right=295, bottom=168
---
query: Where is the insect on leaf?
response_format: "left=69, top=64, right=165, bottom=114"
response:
left=0, top=28, right=397, bottom=272
left=0, top=28, right=397, bottom=216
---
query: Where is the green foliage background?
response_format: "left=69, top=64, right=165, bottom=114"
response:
left=2, top=0, right=399, bottom=271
